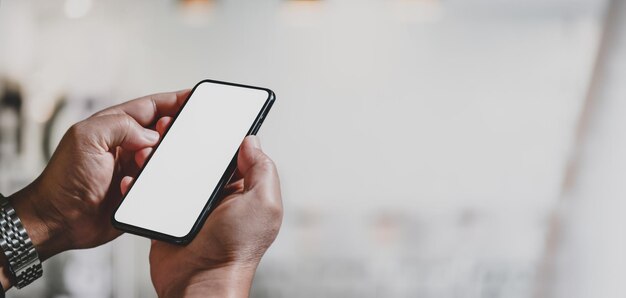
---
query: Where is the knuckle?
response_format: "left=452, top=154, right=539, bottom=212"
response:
left=114, top=114, right=135, bottom=142
left=118, top=113, right=134, bottom=128
left=266, top=208, right=283, bottom=240
left=269, top=204, right=283, bottom=224
left=109, top=113, right=134, bottom=132
left=90, top=109, right=110, bottom=118
left=262, top=192, right=283, bottom=218
left=67, top=121, right=88, bottom=139
left=90, top=111, right=104, bottom=118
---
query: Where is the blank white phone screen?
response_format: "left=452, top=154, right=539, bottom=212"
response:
left=114, top=82, right=269, bottom=238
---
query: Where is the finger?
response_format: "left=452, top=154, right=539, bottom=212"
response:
left=134, top=116, right=169, bottom=167
left=120, top=176, right=134, bottom=195
left=156, top=116, right=173, bottom=135
left=92, top=89, right=190, bottom=127
left=237, top=136, right=281, bottom=197
left=237, top=136, right=282, bottom=223
left=74, top=114, right=160, bottom=152
left=135, top=147, right=153, bottom=167
left=117, top=147, right=139, bottom=176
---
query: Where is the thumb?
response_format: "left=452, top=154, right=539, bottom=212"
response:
left=237, top=136, right=280, bottom=195
left=77, top=114, right=160, bottom=152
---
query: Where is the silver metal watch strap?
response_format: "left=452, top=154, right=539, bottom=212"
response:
left=0, top=194, right=43, bottom=289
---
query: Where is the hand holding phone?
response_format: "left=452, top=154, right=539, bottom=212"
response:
left=112, top=80, right=276, bottom=244
left=147, top=136, right=283, bottom=297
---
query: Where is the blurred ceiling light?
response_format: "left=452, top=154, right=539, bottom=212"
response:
left=64, top=0, right=93, bottom=19
left=390, top=0, right=443, bottom=23
left=178, top=0, right=214, bottom=27
left=280, top=0, right=324, bottom=27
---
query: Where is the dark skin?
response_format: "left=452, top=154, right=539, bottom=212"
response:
left=2, top=90, right=283, bottom=297
left=145, top=135, right=282, bottom=297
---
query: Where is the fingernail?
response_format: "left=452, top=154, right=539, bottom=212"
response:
left=146, top=130, right=160, bottom=142
left=249, top=136, right=261, bottom=149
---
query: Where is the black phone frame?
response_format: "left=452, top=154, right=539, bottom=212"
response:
left=111, top=79, right=276, bottom=245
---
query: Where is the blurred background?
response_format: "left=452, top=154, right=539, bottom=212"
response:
left=0, top=0, right=625, bottom=297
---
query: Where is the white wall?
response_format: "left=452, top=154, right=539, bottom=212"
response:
left=0, top=0, right=606, bottom=297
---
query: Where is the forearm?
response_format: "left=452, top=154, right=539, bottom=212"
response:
left=160, top=265, right=257, bottom=298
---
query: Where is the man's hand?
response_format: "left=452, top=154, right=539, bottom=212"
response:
left=8, top=90, right=189, bottom=261
left=124, top=135, right=283, bottom=298
left=2, top=90, right=282, bottom=295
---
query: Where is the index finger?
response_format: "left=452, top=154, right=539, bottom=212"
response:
left=92, top=89, right=190, bottom=126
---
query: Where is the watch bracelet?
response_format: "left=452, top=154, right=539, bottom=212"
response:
left=0, top=194, right=43, bottom=289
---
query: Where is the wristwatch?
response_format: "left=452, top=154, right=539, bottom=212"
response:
left=0, top=193, right=43, bottom=289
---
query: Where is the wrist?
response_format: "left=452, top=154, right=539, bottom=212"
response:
left=0, top=183, right=61, bottom=291
left=0, top=250, right=11, bottom=291
left=159, top=263, right=258, bottom=298
left=8, top=181, right=68, bottom=261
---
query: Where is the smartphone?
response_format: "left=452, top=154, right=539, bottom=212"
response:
left=112, top=79, right=275, bottom=244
